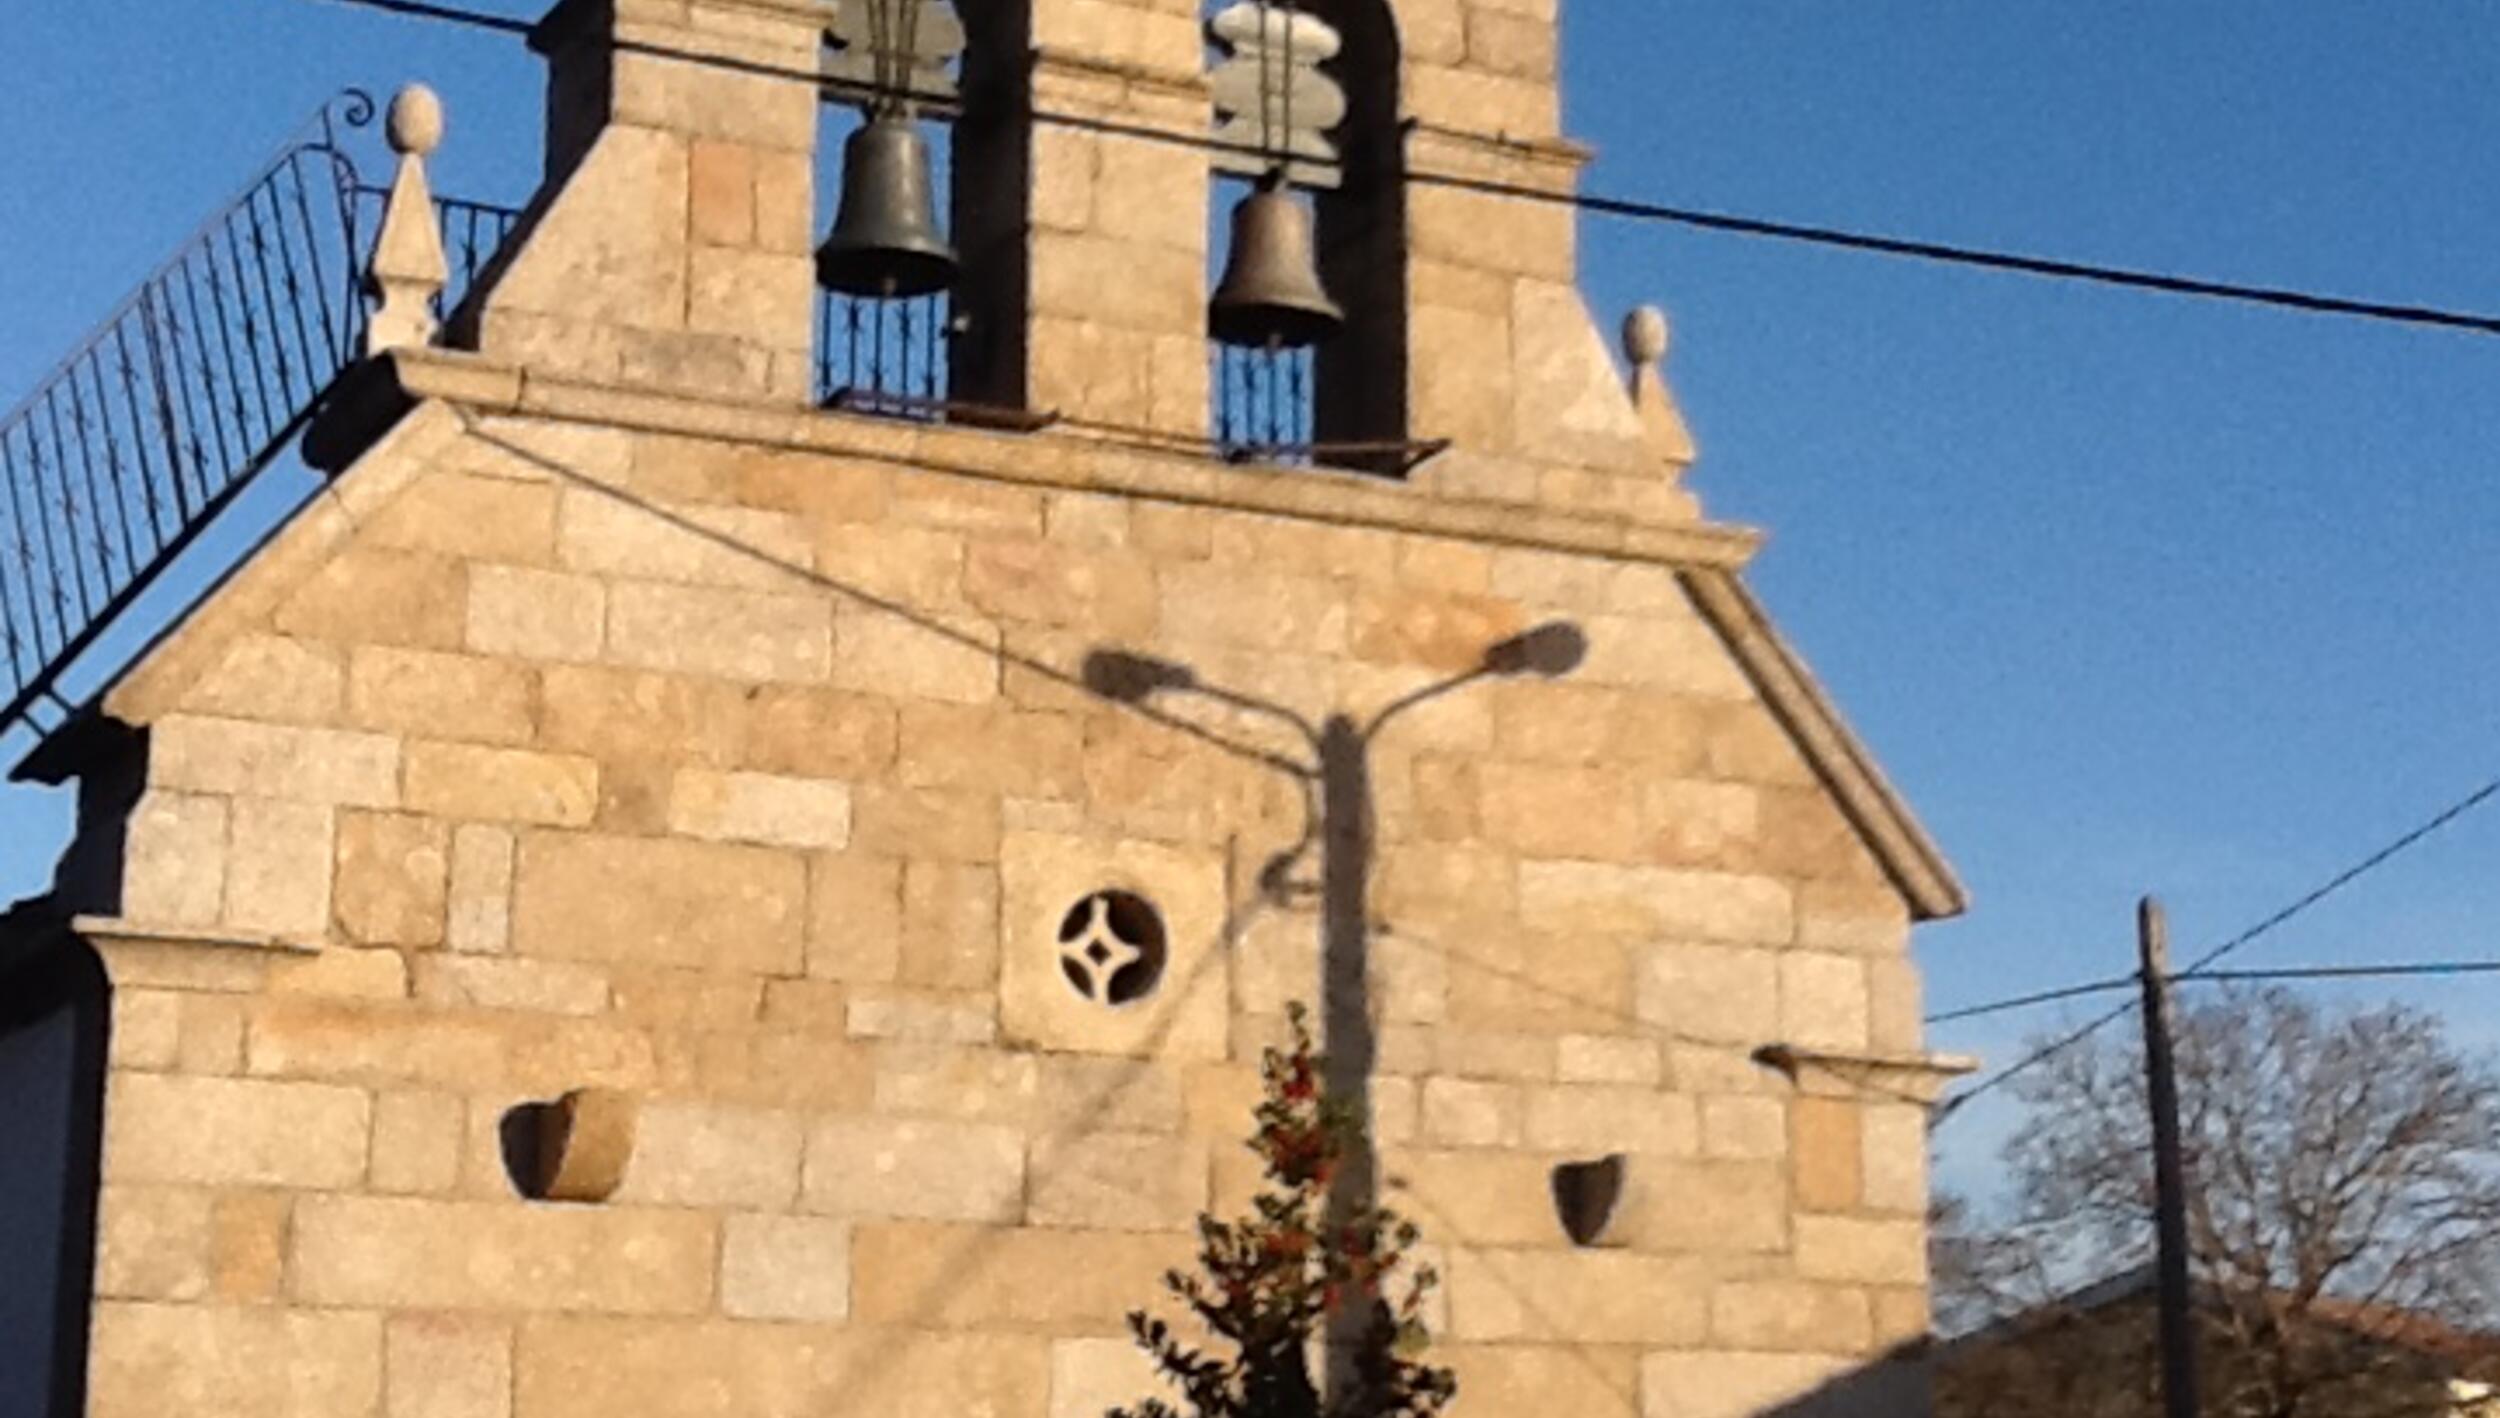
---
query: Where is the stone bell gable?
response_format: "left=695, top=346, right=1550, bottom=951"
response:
left=19, top=1, right=1970, bottom=1416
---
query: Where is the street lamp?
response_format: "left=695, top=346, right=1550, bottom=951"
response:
left=1480, top=621, right=1588, bottom=680
left=1077, top=620, right=1589, bottom=1407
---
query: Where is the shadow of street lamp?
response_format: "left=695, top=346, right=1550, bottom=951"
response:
left=1081, top=620, right=1587, bottom=1406
left=1480, top=621, right=1589, bottom=680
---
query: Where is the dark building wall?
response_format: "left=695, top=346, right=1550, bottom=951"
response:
left=0, top=939, right=108, bottom=1418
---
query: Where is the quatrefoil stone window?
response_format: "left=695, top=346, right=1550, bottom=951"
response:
left=1056, top=890, right=1168, bottom=1007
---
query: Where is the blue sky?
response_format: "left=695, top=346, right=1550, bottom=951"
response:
left=5, top=1, right=2500, bottom=1200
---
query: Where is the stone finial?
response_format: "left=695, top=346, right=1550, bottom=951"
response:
left=387, top=83, right=446, bottom=156
left=364, top=84, right=452, bottom=358
left=1623, top=303, right=1697, bottom=477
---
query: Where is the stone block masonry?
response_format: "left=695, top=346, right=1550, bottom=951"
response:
left=57, top=0, right=1966, bottom=1414
left=76, top=391, right=1949, bottom=1418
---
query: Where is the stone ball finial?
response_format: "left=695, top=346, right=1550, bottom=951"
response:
left=1623, top=305, right=1672, bottom=369
left=387, top=84, right=445, bottom=158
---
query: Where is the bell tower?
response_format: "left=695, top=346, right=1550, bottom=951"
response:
left=455, top=0, right=1689, bottom=515
left=463, top=0, right=825, bottom=404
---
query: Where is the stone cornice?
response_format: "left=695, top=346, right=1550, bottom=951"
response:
left=332, top=348, right=1766, bottom=573
left=1681, top=568, right=1969, bottom=923
left=1755, top=1043, right=1982, bottom=1105
left=288, top=353, right=1969, bottom=932
left=72, top=916, right=321, bottom=993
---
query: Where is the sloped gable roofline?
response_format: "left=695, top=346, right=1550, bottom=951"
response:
left=34, top=351, right=1966, bottom=926
left=1681, top=568, right=1969, bottom=922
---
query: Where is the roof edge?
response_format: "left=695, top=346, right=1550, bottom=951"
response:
left=1681, top=567, right=1969, bottom=922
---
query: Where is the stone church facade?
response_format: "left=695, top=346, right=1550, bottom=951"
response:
left=11, top=0, right=1970, bottom=1414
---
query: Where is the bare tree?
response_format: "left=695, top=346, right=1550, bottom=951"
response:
left=1936, top=987, right=2500, bottom=1418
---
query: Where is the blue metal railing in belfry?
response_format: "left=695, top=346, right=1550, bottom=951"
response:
left=816, top=288, right=955, bottom=417
left=0, top=90, right=519, bottom=752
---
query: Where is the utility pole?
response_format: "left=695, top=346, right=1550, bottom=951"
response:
left=2139, top=895, right=2202, bottom=1418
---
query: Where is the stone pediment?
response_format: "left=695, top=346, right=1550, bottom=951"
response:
left=58, top=346, right=1962, bottom=926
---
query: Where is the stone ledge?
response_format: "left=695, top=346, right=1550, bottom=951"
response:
left=1754, top=1043, right=1981, bottom=1105
left=359, top=348, right=1764, bottom=573
left=75, top=916, right=321, bottom=993
left=73, top=917, right=323, bottom=953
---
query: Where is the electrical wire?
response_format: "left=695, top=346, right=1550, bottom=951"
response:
left=307, top=0, right=2500, bottom=339
left=1932, top=958, right=2500, bottom=1027
left=1931, top=776, right=2500, bottom=1123
left=1926, top=974, right=2140, bottom=1025
left=2187, top=961, right=2500, bottom=985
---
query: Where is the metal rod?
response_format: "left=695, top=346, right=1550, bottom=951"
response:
left=281, top=153, right=349, bottom=368
left=239, top=187, right=306, bottom=407
left=45, top=388, right=117, bottom=608
left=200, top=238, right=267, bottom=453
left=260, top=172, right=327, bottom=397
left=0, top=425, right=58, bottom=660
left=15, top=408, right=80, bottom=637
left=137, top=284, right=200, bottom=520
left=218, top=206, right=283, bottom=443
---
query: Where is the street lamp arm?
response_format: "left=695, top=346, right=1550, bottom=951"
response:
left=1359, top=668, right=1490, bottom=744
left=1080, top=647, right=1321, bottom=774
left=1182, top=680, right=1325, bottom=750
left=1357, top=621, right=1588, bottom=743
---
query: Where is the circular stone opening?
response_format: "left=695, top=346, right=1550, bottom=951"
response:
left=1057, top=890, right=1169, bottom=1007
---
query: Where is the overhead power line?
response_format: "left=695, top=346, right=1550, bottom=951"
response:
left=2190, top=961, right=2500, bottom=985
left=1931, top=958, right=2500, bottom=1025
left=1927, top=974, right=2140, bottom=1025
left=1932, top=774, right=2500, bottom=1122
left=310, top=0, right=2500, bottom=339
left=2172, top=779, right=2500, bottom=979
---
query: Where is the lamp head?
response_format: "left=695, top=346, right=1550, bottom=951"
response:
left=1481, top=621, right=1588, bottom=679
left=1082, top=649, right=1198, bottom=705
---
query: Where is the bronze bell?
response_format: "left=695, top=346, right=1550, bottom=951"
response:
left=817, top=117, right=959, bottom=299
left=1210, top=183, right=1344, bottom=350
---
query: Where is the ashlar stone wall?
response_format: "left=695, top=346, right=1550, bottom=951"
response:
left=43, top=0, right=1967, bottom=1415
left=65, top=377, right=1951, bottom=1418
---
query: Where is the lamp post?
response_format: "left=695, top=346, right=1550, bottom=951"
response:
left=1084, top=621, right=1587, bottom=1405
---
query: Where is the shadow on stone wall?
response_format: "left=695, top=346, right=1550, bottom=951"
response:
left=381, top=431, right=1933, bottom=1418
left=1760, top=1344, right=1936, bottom=1418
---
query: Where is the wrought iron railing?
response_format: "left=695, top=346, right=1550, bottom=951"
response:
left=1212, top=343, right=1319, bottom=464
left=0, top=89, right=518, bottom=749
left=815, top=290, right=954, bottom=418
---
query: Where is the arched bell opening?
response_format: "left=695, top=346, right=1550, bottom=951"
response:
left=1204, top=0, right=1406, bottom=472
left=813, top=0, right=980, bottom=419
